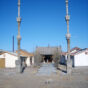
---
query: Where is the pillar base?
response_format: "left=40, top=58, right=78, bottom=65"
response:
left=67, top=61, right=72, bottom=74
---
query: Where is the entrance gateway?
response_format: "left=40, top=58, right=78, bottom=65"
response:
left=43, top=55, right=53, bottom=63
left=35, top=46, right=61, bottom=63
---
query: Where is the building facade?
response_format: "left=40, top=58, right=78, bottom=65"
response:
left=0, top=50, right=34, bottom=68
left=61, top=47, right=88, bottom=67
left=34, top=46, right=61, bottom=65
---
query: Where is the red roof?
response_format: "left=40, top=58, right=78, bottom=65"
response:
left=71, top=48, right=88, bottom=56
left=61, top=52, right=67, bottom=55
left=71, top=47, right=81, bottom=52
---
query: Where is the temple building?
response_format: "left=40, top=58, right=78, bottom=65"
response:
left=34, top=46, right=61, bottom=63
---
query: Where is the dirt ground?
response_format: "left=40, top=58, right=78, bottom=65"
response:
left=0, top=67, right=88, bottom=88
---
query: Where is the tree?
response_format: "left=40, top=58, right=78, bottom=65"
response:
left=34, top=50, right=42, bottom=67
left=53, top=48, right=61, bottom=68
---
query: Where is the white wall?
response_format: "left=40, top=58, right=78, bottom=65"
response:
left=5, top=53, right=18, bottom=68
left=74, top=51, right=88, bottom=66
left=32, top=56, right=34, bottom=64
left=71, top=50, right=77, bottom=53
left=26, top=57, right=30, bottom=66
left=0, top=52, right=35, bottom=68
left=26, top=56, right=34, bottom=67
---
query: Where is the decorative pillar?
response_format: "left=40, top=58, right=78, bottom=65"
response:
left=17, top=0, right=22, bottom=73
left=65, top=0, right=72, bottom=74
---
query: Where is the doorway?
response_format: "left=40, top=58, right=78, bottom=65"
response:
left=44, top=55, right=53, bottom=63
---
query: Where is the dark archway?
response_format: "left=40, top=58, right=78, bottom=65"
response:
left=43, top=55, right=53, bottom=63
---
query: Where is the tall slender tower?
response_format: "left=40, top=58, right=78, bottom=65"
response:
left=17, top=0, right=22, bottom=73
left=65, top=0, right=72, bottom=74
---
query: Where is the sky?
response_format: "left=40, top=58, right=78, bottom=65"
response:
left=0, top=0, right=88, bottom=52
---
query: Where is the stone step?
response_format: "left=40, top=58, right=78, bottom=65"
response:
left=37, top=63, right=57, bottom=76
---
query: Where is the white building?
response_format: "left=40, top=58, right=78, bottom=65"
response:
left=0, top=50, right=34, bottom=68
left=0, top=51, right=18, bottom=68
left=71, top=48, right=88, bottom=67
left=61, top=47, right=88, bottom=67
left=18, top=49, right=34, bottom=66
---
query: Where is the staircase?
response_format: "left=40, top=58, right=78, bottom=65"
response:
left=37, top=63, right=57, bottom=76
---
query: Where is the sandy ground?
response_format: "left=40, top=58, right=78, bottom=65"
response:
left=0, top=67, right=88, bottom=88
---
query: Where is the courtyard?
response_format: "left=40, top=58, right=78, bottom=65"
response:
left=0, top=65, right=88, bottom=88
left=0, top=0, right=88, bottom=88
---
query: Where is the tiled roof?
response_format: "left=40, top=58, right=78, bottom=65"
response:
left=36, top=47, right=61, bottom=55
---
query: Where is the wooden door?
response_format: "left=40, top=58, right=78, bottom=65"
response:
left=0, top=58, right=5, bottom=68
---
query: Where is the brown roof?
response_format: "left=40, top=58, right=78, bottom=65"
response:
left=71, top=48, right=88, bottom=56
left=61, top=52, right=67, bottom=55
left=0, top=50, right=17, bottom=57
left=0, top=52, right=5, bottom=55
left=16, top=49, right=33, bottom=57
left=61, top=47, right=81, bottom=56
left=71, top=47, right=81, bottom=52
